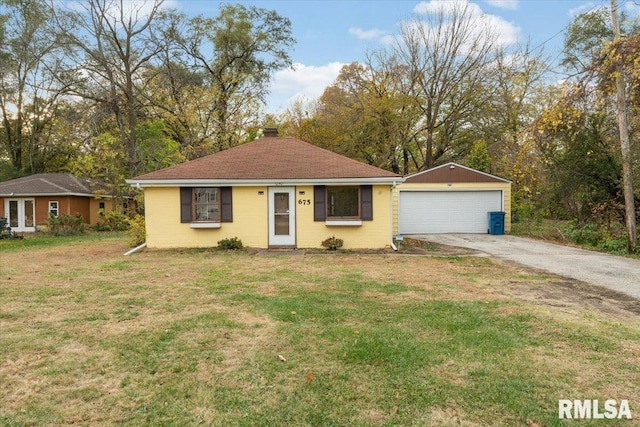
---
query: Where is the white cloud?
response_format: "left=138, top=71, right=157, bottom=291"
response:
left=406, top=1, right=520, bottom=50
left=414, top=0, right=483, bottom=17
left=481, top=14, right=520, bottom=47
left=487, top=0, right=519, bottom=10
left=108, top=0, right=180, bottom=20
left=65, top=0, right=179, bottom=21
left=568, top=2, right=599, bottom=18
left=349, top=27, right=388, bottom=40
left=268, top=62, right=345, bottom=112
left=568, top=1, right=639, bottom=19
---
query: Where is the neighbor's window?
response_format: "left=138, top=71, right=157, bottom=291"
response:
left=326, top=186, right=359, bottom=218
left=193, top=188, right=220, bottom=221
left=48, top=201, right=59, bottom=217
left=98, top=201, right=106, bottom=217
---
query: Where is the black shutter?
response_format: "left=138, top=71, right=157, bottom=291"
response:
left=221, top=187, right=233, bottom=222
left=360, top=185, right=373, bottom=221
left=314, top=185, right=326, bottom=221
left=180, top=187, right=192, bottom=223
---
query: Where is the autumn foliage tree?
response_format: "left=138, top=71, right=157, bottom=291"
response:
left=298, top=53, right=420, bottom=174
left=163, top=4, right=294, bottom=153
left=526, top=6, right=639, bottom=251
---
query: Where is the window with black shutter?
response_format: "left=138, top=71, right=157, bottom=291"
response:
left=313, top=185, right=373, bottom=221
left=180, top=187, right=232, bottom=223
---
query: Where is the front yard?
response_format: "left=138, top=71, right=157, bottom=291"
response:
left=1, top=234, right=639, bottom=426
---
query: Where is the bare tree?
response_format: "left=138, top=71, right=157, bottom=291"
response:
left=53, top=0, right=166, bottom=177
left=393, top=1, right=501, bottom=169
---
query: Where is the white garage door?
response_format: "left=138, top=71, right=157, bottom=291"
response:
left=398, top=190, right=503, bottom=234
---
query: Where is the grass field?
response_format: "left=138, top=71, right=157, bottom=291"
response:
left=1, top=234, right=639, bottom=426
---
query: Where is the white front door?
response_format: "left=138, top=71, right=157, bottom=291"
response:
left=5, top=199, right=36, bottom=232
left=268, top=187, right=296, bottom=247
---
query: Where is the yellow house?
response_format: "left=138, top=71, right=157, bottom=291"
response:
left=127, top=131, right=402, bottom=250
left=394, top=163, right=512, bottom=235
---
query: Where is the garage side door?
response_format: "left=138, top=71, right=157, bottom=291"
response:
left=398, top=191, right=502, bottom=234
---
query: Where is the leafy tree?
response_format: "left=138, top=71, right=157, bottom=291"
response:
left=466, top=140, right=491, bottom=172
left=534, top=101, right=623, bottom=222
left=141, top=61, right=215, bottom=159
left=0, top=0, right=69, bottom=177
left=303, top=53, right=420, bottom=174
left=554, top=6, right=639, bottom=251
left=69, top=130, right=128, bottom=199
left=562, top=8, right=612, bottom=75
left=135, top=119, right=184, bottom=174
left=460, top=45, right=555, bottom=219
left=474, top=47, right=550, bottom=171
left=164, top=4, right=294, bottom=153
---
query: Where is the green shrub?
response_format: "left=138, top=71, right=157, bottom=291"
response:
left=0, top=217, right=22, bottom=240
left=218, top=237, right=243, bottom=250
left=560, top=220, right=639, bottom=255
left=321, top=236, right=344, bottom=251
left=45, top=214, right=88, bottom=236
left=95, top=210, right=130, bottom=232
left=597, top=238, right=627, bottom=254
left=126, top=215, right=146, bottom=247
left=564, top=222, right=605, bottom=246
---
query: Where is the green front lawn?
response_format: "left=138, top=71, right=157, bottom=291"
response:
left=1, top=235, right=638, bottom=425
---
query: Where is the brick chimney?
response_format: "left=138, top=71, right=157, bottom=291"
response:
left=263, top=127, right=278, bottom=138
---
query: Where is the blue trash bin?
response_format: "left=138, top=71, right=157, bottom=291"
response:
left=488, top=212, right=505, bottom=235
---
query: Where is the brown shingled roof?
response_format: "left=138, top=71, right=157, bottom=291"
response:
left=132, top=137, right=400, bottom=181
left=0, top=173, right=112, bottom=196
left=403, top=162, right=511, bottom=184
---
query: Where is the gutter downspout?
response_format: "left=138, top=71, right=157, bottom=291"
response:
left=390, top=181, right=398, bottom=251
left=124, top=242, right=147, bottom=256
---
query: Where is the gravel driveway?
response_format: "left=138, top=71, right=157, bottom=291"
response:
left=409, top=234, right=640, bottom=300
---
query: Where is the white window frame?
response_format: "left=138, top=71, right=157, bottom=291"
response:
left=48, top=201, right=59, bottom=217
left=192, top=188, right=221, bottom=222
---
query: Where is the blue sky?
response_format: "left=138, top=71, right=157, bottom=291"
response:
left=168, top=0, right=639, bottom=114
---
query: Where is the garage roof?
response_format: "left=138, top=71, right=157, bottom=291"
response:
left=403, top=162, right=511, bottom=184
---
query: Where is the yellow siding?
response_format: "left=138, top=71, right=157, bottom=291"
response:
left=295, top=185, right=392, bottom=250
left=144, top=186, right=269, bottom=249
left=145, top=185, right=393, bottom=249
left=393, top=182, right=512, bottom=234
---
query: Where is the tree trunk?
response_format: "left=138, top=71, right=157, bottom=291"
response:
left=611, top=0, right=637, bottom=253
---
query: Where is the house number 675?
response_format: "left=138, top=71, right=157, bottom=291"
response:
left=298, top=199, right=311, bottom=205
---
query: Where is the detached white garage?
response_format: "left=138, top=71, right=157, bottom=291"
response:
left=395, top=163, right=511, bottom=235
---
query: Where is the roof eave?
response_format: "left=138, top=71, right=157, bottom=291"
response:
left=0, top=192, right=112, bottom=198
left=127, top=177, right=404, bottom=188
